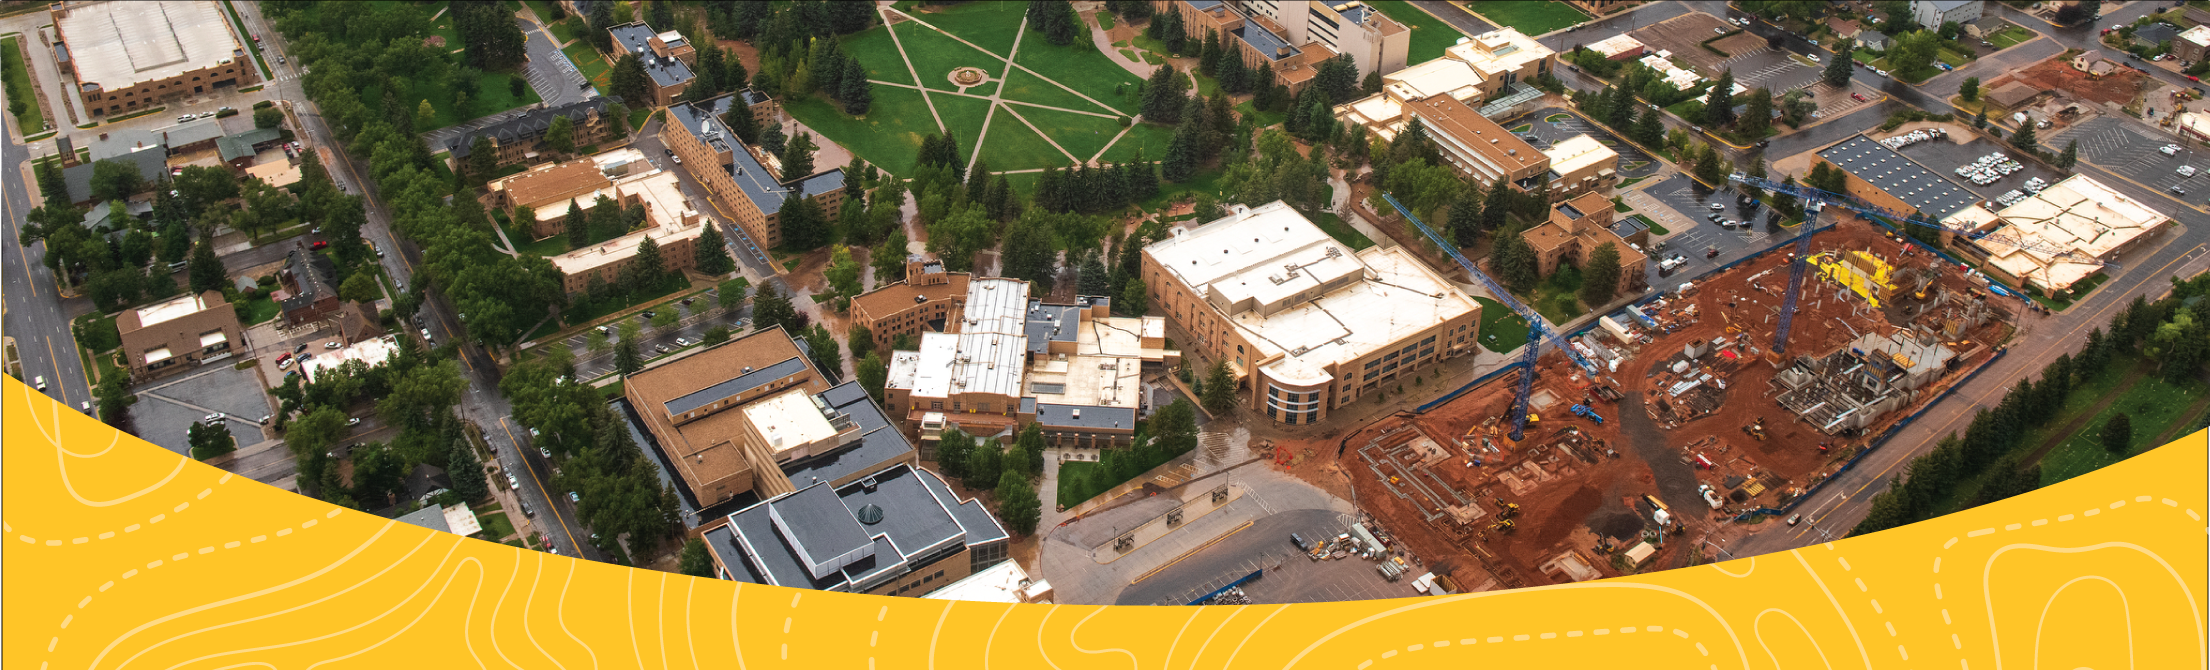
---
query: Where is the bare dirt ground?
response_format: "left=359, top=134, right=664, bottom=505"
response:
left=1631, top=13, right=1736, bottom=73
left=1281, top=216, right=2018, bottom=588
left=1988, top=57, right=2154, bottom=106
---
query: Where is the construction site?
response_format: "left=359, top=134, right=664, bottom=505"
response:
left=1282, top=215, right=2018, bottom=589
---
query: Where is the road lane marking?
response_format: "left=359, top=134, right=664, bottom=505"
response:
left=503, top=417, right=584, bottom=554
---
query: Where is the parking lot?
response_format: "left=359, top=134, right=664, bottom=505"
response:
left=2054, top=116, right=2210, bottom=205
left=560, top=299, right=750, bottom=381
left=132, top=365, right=279, bottom=455
left=1717, top=44, right=1822, bottom=93
left=1889, top=130, right=2070, bottom=203
left=1637, top=174, right=1796, bottom=284
left=1508, top=107, right=1662, bottom=181
left=1111, top=508, right=1411, bottom=606
left=1630, top=13, right=1738, bottom=73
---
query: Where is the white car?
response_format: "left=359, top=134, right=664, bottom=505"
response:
left=2162, top=145, right=2182, bottom=156
left=345, top=417, right=362, bottom=427
left=33, top=375, right=46, bottom=391
left=2180, top=166, right=2198, bottom=177
left=507, top=473, right=520, bottom=489
left=1873, top=68, right=1888, bottom=77
left=205, top=412, right=227, bottom=422
left=1806, top=53, right=1821, bottom=63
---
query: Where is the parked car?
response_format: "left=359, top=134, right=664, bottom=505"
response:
left=540, top=447, right=552, bottom=458
left=1709, top=203, right=1725, bottom=211
left=345, top=417, right=362, bottom=427
left=507, top=473, right=520, bottom=489
left=568, top=491, right=581, bottom=503
left=205, top=412, right=227, bottom=422
left=654, top=344, right=671, bottom=354
left=310, top=240, right=328, bottom=250
left=675, top=337, right=692, bottom=346
left=295, top=343, right=310, bottom=353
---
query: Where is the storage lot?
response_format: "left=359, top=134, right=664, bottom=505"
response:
left=2054, top=116, right=2210, bottom=205
left=1890, top=132, right=2068, bottom=202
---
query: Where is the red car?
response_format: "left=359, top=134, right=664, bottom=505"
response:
left=311, top=240, right=329, bottom=250
left=2192, top=75, right=2203, bottom=82
left=1851, top=93, right=1867, bottom=102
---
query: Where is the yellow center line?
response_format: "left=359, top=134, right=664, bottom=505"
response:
left=46, top=336, right=70, bottom=405
left=504, top=417, right=583, bottom=553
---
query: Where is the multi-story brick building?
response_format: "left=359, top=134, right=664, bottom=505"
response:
left=1142, top=201, right=1480, bottom=424
left=662, top=94, right=847, bottom=251
left=118, top=290, right=244, bottom=381
left=447, top=97, right=624, bottom=168
left=1520, top=191, right=1648, bottom=296
left=54, top=0, right=254, bottom=117
left=608, top=21, right=695, bottom=106
left=1154, top=0, right=1409, bottom=93
left=544, top=164, right=712, bottom=294
left=849, top=255, right=970, bottom=356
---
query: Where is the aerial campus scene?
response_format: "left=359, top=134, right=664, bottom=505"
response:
left=5, top=0, right=2208, bottom=606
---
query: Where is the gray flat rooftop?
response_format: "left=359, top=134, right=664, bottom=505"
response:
left=1233, top=23, right=1300, bottom=61
left=1035, top=403, right=1137, bottom=431
left=1817, top=135, right=1979, bottom=220
left=609, top=22, right=695, bottom=89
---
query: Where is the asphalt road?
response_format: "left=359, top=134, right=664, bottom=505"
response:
left=1405, top=0, right=2210, bottom=555
left=1, top=84, right=93, bottom=416
left=238, top=3, right=607, bottom=561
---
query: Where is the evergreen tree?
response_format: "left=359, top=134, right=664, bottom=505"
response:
left=629, top=235, right=667, bottom=290
left=694, top=222, right=732, bottom=275
left=2010, top=122, right=2039, bottom=152
left=1823, top=40, right=1855, bottom=86
left=964, top=441, right=1001, bottom=490
left=565, top=200, right=589, bottom=249
left=615, top=337, right=643, bottom=376
left=1447, top=192, right=1484, bottom=247
left=1143, top=63, right=1185, bottom=123
left=840, top=58, right=873, bottom=114
left=1162, top=112, right=1202, bottom=182
left=2057, top=139, right=2079, bottom=169
left=1580, top=242, right=1622, bottom=307
left=1958, top=76, right=1980, bottom=103
left=1633, top=105, right=1665, bottom=146
left=780, top=131, right=819, bottom=179
left=188, top=240, right=226, bottom=295
left=2103, top=412, right=2133, bottom=454
left=995, top=470, right=1041, bottom=535
left=1973, top=107, right=1988, bottom=129
left=1199, top=29, right=1222, bottom=76
left=1703, top=69, right=1737, bottom=127
left=1313, top=54, right=1359, bottom=104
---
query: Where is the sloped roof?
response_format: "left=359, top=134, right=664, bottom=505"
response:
left=62, top=148, right=169, bottom=203
left=218, top=127, right=283, bottom=161
left=449, top=97, right=622, bottom=158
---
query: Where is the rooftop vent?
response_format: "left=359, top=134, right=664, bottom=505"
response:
left=857, top=504, right=883, bottom=524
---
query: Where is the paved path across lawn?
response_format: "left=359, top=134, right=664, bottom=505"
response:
left=880, top=6, right=949, bottom=135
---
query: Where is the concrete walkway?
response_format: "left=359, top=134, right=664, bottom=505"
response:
left=881, top=7, right=949, bottom=135
left=1087, top=10, right=1156, bottom=81
left=884, top=7, right=1123, bottom=117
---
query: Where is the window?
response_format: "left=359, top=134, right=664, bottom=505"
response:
left=931, top=401, right=943, bottom=410
left=952, top=401, right=962, bottom=411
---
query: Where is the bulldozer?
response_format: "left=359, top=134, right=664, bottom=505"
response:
left=1494, top=498, right=1520, bottom=518
left=1490, top=519, right=1517, bottom=534
left=1742, top=417, right=1768, bottom=441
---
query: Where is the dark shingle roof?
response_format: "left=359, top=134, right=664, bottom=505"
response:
left=449, top=97, right=621, bottom=158
left=62, top=148, right=168, bottom=203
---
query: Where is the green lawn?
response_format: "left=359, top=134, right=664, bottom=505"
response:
left=934, top=93, right=993, bottom=165
left=1309, top=211, right=1375, bottom=250
left=522, top=0, right=556, bottom=22
left=2036, top=373, right=2209, bottom=486
left=475, top=510, right=518, bottom=541
left=843, top=25, right=914, bottom=86
left=1096, top=12, right=1113, bottom=31
left=238, top=294, right=280, bottom=325
left=1364, top=0, right=1473, bottom=63
left=1139, top=165, right=1229, bottom=212
left=565, top=41, right=610, bottom=87
left=2029, top=272, right=2108, bottom=311
left=1936, top=45, right=1973, bottom=68
left=1466, top=0, right=1585, bottom=36
left=784, top=85, right=940, bottom=176
left=1989, top=25, right=2035, bottom=49
left=1021, top=106, right=1126, bottom=163
left=1234, top=100, right=1287, bottom=129
left=1508, top=123, right=1533, bottom=133
left=548, top=16, right=586, bottom=46
left=1526, top=264, right=1586, bottom=323
left=428, top=14, right=464, bottom=51
left=910, top=0, right=1026, bottom=56
left=1474, top=296, right=1532, bottom=353
left=978, top=108, right=1068, bottom=171
left=1099, top=120, right=1177, bottom=163
left=1927, top=356, right=2146, bottom=516
left=1000, top=67, right=1110, bottom=115
left=515, top=234, right=571, bottom=257
left=0, top=36, right=44, bottom=134
left=359, top=68, right=541, bottom=133
left=1633, top=214, right=1667, bottom=235
left=1056, top=460, right=1110, bottom=508
left=894, top=21, right=1008, bottom=93
left=1011, top=33, right=1145, bottom=115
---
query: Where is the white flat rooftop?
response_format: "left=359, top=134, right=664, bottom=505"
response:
left=895, top=278, right=1030, bottom=400
left=301, top=335, right=401, bottom=383
left=1977, top=174, right=2170, bottom=290
left=742, top=388, right=836, bottom=456
left=58, top=1, right=241, bottom=92
left=1149, top=201, right=1479, bottom=386
left=133, top=292, right=211, bottom=328
left=1544, top=134, right=1616, bottom=176
left=1381, top=58, right=1484, bottom=104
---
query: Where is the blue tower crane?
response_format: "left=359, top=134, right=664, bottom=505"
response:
left=1378, top=193, right=1602, bottom=441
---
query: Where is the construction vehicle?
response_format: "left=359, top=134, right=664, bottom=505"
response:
left=1381, top=192, right=1604, bottom=441
left=1743, top=417, right=1768, bottom=441
left=1570, top=403, right=1606, bottom=424
left=1490, top=519, right=1517, bottom=534
left=1494, top=498, right=1520, bottom=518
left=1727, top=173, right=2110, bottom=299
